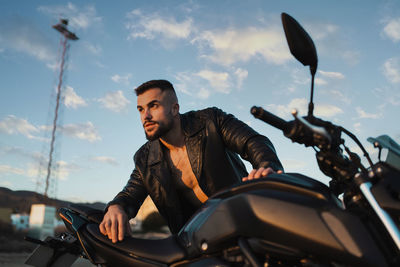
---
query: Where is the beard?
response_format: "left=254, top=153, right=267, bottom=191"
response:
left=144, top=116, right=174, bottom=141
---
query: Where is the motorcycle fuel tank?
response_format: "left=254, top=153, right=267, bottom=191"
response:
left=178, top=173, right=387, bottom=266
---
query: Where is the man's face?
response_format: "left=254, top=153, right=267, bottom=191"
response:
left=136, top=88, right=175, bottom=141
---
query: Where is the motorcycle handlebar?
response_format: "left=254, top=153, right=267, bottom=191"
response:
left=251, top=106, right=288, bottom=132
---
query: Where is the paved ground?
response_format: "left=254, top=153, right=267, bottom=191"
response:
left=0, top=252, right=95, bottom=266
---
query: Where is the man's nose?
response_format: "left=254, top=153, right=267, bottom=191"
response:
left=144, top=109, right=152, bottom=120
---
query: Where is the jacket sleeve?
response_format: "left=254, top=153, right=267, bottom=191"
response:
left=105, top=153, right=148, bottom=218
left=213, top=107, right=284, bottom=171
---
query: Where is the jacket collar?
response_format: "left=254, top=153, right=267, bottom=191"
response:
left=146, top=112, right=205, bottom=166
left=180, top=112, right=204, bottom=137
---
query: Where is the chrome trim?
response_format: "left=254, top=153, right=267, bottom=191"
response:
left=359, top=182, right=400, bottom=250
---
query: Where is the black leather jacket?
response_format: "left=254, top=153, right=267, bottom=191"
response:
left=107, top=107, right=283, bottom=233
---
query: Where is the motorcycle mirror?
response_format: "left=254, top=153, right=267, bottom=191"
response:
left=281, top=13, right=318, bottom=117
left=281, top=13, right=318, bottom=75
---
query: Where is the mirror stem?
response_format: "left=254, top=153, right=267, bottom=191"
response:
left=308, top=70, right=316, bottom=117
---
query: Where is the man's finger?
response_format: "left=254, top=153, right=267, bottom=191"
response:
left=253, top=167, right=265, bottom=179
left=111, top=218, right=118, bottom=243
left=118, top=216, right=125, bottom=241
left=99, top=221, right=106, bottom=235
left=247, top=169, right=257, bottom=180
left=261, top=167, right=274, bottom=177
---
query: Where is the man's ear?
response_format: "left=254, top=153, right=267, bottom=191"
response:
left=172, top=103, right=179, bottom=116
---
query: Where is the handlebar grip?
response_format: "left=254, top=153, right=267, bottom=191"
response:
left=251, top=106, right=288, bottom=131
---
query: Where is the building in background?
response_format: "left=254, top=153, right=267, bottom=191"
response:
left=28, top=204, right=56, bottom=240
left=11, top=213, right=30, bottom=231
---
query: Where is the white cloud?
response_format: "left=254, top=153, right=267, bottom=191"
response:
left=0, top=115, right=40, bottom=139
left=64, top=86, right=87, bottom=109
left=192, top=27, right=290, bottom=66
left=60, top=122, right=101, bottom=142
left=356, top=107, right=382, bottom=119
left=383, top=57, right=400, bottom=84
left=382, top=17, right=400, bottom=42
left=315, top=78, right=327, bottom=86
left=111, top=74, right=132, bottom=86
left=0, top=145, right=45, bottom=162
left=38, top=3, right=102, bottom=30
left=91, top=156, right=118, bottom=166
left=26, top=160, right=79, bottom=181
left=234, top=68, right=248, bottom=89
left=319, top=70, right=345, bottom=80
left=175, top=68, right=247, bottom=99
left=126, top=9, right=193, bottom=40
left=196, top=70, right=231, bottom=94
left=196, top=88, right=211, bottom=99
left=267, top=98, right=343, bottom=119
left=307, top=23, right=339, bottom=40
left=0, top=17, right=56, bottom=63
left=98, top=90, right=131, bottom=112
left=0, top=165, right=25, bottom=176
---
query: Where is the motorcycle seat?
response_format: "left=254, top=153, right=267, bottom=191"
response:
left=86, top=223, right=186, bottom=264
left=68, top=203, right=104, bottom=224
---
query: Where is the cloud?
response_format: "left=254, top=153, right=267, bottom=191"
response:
left=0, top=165, right=25, bottom=176
left=0, top=145, right=45, bottom=162
left=98, top=90, right=131, bottom=112
left=234, top=68, right=248, bottom=89
left=26, top=160, right=79, bottom=181
left=295, top=69, right=345, bottom=87
left=192, top=26, right=290, bottom=66
left=319, top=70, right=345, bottom=80
left=382, top=17, right=400, bottom=42
left=91, top=156, right=118, bottom=166
left=307, top=22, right=339, bottom=41
left=60, top=122, right=101, bottom=142
left=38, top=3, right=102, bottom=30
left=0, top=115, right=40, bottom=139
left=126, top=9, right=193, bottom=41
left=64, top=86, right=87, bottom=109
left=175, top=67, right=247, bottom=99
left=266, top=98, right=343, bottom=119
left=0, top=17, right=56, bottom=63
left=383, top=57, right=400, bottom=83
left=196, top=70, right=231, bottom=94
left=355, top=107, right=382, bottom=119
left=111, top=74, right=132, bottom=86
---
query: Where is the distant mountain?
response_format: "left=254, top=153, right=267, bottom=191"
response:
left=0, top=187, right=106, bottom=214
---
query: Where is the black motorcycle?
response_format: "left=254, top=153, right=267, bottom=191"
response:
left=25, top=13, right=400, bottom=267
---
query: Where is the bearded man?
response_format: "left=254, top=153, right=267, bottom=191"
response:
left=100, top=79, right=283, bottom=243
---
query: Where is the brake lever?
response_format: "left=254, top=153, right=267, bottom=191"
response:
left=292, top=109, right=332, bottom=148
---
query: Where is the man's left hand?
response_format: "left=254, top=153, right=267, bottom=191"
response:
left=242, top=167, right=283, bottom=182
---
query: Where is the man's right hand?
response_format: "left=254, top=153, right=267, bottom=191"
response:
left=99, top=204, right=132, bottom=243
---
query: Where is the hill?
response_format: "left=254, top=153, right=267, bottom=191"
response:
left=0, top=187, right=106, bottom=214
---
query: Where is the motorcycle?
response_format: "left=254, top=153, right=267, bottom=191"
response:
left=25, top=13, right=400, bottom=267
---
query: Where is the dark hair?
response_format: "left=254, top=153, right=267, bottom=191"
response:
left=135, top=79, right=175, bottom=96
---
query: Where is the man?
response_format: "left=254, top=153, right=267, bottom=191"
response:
left=99, top=80, right=283, bottom=243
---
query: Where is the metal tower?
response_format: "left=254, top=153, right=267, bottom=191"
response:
left=42, top=19, right=78, bottom=198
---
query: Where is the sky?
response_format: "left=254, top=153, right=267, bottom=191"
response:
left=0, top=0, right=399, bottom=204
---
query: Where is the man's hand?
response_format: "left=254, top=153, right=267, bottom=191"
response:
left=99, top=204, right=132, bottom=243
left=242, top=167, right=283, bottom=182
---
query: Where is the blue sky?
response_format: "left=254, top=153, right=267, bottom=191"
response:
left=1, top=0, right=399, bottom=203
